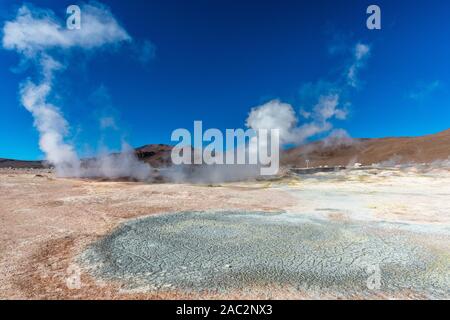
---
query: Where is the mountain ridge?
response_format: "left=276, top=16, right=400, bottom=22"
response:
left=2, top=128, right=449, bottom=169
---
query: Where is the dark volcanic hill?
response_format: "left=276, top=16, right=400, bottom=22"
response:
left=282, top=128, right=450, bottom=168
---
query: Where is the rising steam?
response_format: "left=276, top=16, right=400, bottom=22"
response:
left=3, top=3, right=375, bottom=183
left=2, top=3, right=152, bottom=180
left=245, top=42, right=370, bottom=148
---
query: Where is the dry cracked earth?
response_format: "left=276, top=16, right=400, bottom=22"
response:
left=0, top=167, right=449, bottom=299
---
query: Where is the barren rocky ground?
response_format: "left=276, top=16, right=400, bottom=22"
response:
left=0, top=167, right=449, bottom=299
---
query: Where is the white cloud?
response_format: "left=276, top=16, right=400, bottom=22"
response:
left=355, top=43, right=370, bottom=60
left=408, top=80, right=441, bottom=101
left=246, top=100, right=298, bottom=144
left=40, top=53, right=64, bottom=81
left=313, top=94, right=347, bottom=121
left=245, top=96, right=347, bottom=145
left=245, top=41, right=369, bottom=146
left=2, top=3, right=131, bottom=57
left=135, top=39, right=156, bottom=64
left=292, top=121, right=332, bottom=143
left=1, top=2, right=152, bottom=179
left=100, top=116, right=118, bottom=130
left=347, top=43, right=370, bottom=87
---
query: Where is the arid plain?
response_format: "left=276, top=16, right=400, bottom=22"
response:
left=1, top=166, right=449, bottom=299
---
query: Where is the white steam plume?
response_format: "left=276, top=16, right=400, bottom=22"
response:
left=246, top=95, right=347, bottom=145
left=190, top=41, right=371, bottom=181
left=2, top=3, right=152, bottom=180
left=2, top=4, right=131, bottom=56
left=246, top=42, right=370, bottom=147
left=81, top=143, right=152, bottom=180
left=347, top=43, right=370, bottom=87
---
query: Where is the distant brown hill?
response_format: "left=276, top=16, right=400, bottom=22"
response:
left=0, top=158, right=45, bottom=169
left=0, top=145, right=174, bottom=169
left=2, top=129, right=449, bottom=169
left=282, top=128, right=450, bottom=168
left=135, top=144, right=173, bottom=167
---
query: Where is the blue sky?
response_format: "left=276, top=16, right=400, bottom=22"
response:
left=0, top=0, right=449, bottom=160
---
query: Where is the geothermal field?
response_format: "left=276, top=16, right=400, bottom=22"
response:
left=1, top=165, right=449, bottom=299
left=1, top=0, right=449, bottom=303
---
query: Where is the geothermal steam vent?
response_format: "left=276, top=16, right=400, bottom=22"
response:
left=81, top=211, right=448, bottom=297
